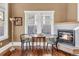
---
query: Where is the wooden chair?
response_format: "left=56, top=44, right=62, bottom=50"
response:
left=32, top=36, right=46, bottom=50
left=47, top=35, right=59, bottom=55
left=20, top=34, right=32, bottom=55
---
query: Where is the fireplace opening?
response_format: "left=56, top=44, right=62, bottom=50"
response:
left=58, top=30, right=75, bottom=46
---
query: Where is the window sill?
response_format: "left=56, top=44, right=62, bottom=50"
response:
left=0, top=36, right=8, bottom=41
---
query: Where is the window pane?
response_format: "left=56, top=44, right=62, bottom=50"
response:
left=42, top=25, right=51, bottom=34
left=28, top=25, right=37, bottom=34
left=0, top=20, right=4, bottom=36
left=44, top=16, right=51, bottom=24
left=27, top=14, right=35, bottom=25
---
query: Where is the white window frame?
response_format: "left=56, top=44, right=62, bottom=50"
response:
left=0, top=3, right=8, bottom=41
left=24, top=11, right=55, bottom=35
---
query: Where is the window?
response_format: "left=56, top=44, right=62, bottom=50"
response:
left=41, top=14, right=52, bottom=35
left=28, top=25, right=37, bottom=34
left=0, top=20, right=4, bottom=36
left=24, top=11, right=55, bottom=35
left=0, top=3, right=8, bottom=41
left=27, top=12, right=37, bottom=35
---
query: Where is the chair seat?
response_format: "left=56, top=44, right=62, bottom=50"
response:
left=25, top=40, right=30, bottom=42
left=47, top=37, right=57, bottom=45
left=47, top=41, right=55, bottom=45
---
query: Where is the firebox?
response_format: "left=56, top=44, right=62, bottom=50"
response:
left=58, top=30, right=75, bottom=46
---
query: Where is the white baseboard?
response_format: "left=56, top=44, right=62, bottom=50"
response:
left=0, top=43, right=12, bottom=53
left=11, top=42, right=21, bottom=46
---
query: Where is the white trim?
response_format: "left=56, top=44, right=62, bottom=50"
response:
left=0, top=43, right=12, bottom=53
left=24, top=11, right=55, bottom=13
left=11, top=42, right=21, bottom=46
left=0, top=36, right=8, bottom=41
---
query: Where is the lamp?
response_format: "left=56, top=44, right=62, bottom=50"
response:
left=9, top=18, right=16, bottom=51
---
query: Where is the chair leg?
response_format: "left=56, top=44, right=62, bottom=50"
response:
left=29, top=42, right=30, bottom=50
left=56, top=44, right=58, bottom=51
left=21, top=42, right=24, bottom=56
left=32, top=42, right=34, bottom=52
left=44, top=43, right=45, bottom=50
left=26, top=42, right=27, bottom=51
left=47, top=43, right=48, bottom=52
left=52, top=45, right=54, bottom=55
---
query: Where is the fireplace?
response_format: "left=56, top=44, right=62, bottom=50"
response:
left=58, top=30, right=75, bottom=46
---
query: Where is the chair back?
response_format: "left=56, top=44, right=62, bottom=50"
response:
left=32, top=35, right=46, bottom=49
left=20, top=34, right=31, bottom=41
left=47, top=35, right=59, bottom=44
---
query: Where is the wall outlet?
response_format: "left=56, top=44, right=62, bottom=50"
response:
left=0, top=42, right=2, bottom=46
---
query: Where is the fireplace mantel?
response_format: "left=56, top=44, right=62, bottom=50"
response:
left=54, top=23, right=79, bottom=55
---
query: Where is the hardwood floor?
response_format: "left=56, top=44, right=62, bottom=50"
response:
left=3, top=48, right=73, bottom=56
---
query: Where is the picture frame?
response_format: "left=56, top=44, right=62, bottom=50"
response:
left=14, top=17, right=22, bottom=26
left=0, top=11, right=4, bottom=21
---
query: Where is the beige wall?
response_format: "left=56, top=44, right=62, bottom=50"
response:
left=67, top=3, right=77, bottom=22
left=10, top=3, right=68, bottom=22
left=9, top=3, right=77, bottom=41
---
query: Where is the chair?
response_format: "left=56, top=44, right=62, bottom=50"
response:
left=32, top=36, right=46, bottom=49
left=20, top=34, right=32, bottom=55
left=47, top=35, right=59, bottom=55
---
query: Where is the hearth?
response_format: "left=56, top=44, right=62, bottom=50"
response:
left=58, top=30, right=75, bottom=46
